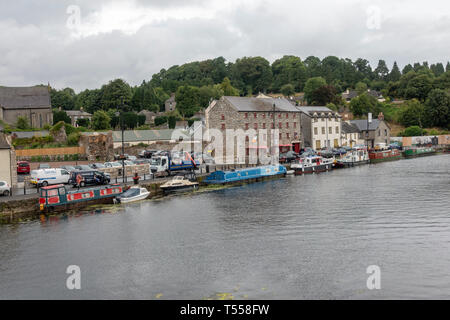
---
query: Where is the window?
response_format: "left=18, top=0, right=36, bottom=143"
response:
left=378, top=130, right=381, bottom=136
left=314, top=127, right=318, bottom=135
left=271, top=113, right=274, bottom=118
left=263, top=114, right=266, bottom=119
left=329, top=127, right=332, bottom=134
left=322, top=127, right=325, bottom=134
left=286, top=133, right=290, bottom=139
left=245, top=123, right=249, bottom=130
left=286, top=114, right=289, bottom=119
left=271, top=123, right=274, bottom=129
left=221, top=114, right=225, bottom=120
left=278, top=114, right=281, bottom=118
left=254, top=123, right=258, bottom=130
left=279, top=133, right=282, bottom=139
left=254, top=113, right=257, bottom=119
left=293, top=114, right=296, bottom=118
left=221, top=124, right=225, bottom=130
left=279, top=123, right=282, bottom=129
left=321, top=118, right=325, bottom=122
left=286, top=122, right=289, bottom=128
left=244, top=113, right=248, bottom=119
left=385, top=129, right=387, bottom=135
left=336, top=126, right=339, bottom=134
left=294, top=122, right=297, bottom=128
left=263, top=123, right=266, bottom=129
left=314, top=118, right=318, bottom=123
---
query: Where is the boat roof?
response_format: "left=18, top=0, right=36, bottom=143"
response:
left=41, top=184, right=65, bottom=190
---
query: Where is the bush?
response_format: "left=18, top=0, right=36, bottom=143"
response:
left=154, top=116, right=168, bottom=126
left=67, top=132, right=81, bottom=146
left=401, top=126, right=424, bottom=137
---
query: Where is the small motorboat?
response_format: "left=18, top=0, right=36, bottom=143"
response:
left=160, top=175, right=199, bottom=194
left=291, top=156, right=334, bottom=175
left=114, top=186, right=150, bottom=204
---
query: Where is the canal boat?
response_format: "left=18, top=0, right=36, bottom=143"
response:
left=160, top=175, right=199, bottom=194
left=114, top=186, right=150, bottom=204
left=39, top=184, right=123, bottom=212
left=205, top=165, right=287, bottom=184
left=335, top=147, right=370, bottom=168
left=403, top=147, right=436, bottom=158
left=291, top=156, right=334, bottom=175
left=369, top=149, right=402, bottom=163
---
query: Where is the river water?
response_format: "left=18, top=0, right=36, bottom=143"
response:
left=1, top=154, right=449, bottom=300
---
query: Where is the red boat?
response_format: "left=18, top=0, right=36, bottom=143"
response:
left=369, top=149, right=402, bottom=163
left=39, top=184, right=123, bottom=212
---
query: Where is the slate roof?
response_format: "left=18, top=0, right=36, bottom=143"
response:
left=66, top=110, right=92, bottom=117
left=224, top=96, right=299, bottom=112
left=82, top=129, right=193, bottom=143
left=296, top=106, right=340, bottom=117
left=341, top=122, right=360, bottom=134
left=350, top=119, right=381, bottom=131
left=0, top=86, right=51, bottom=110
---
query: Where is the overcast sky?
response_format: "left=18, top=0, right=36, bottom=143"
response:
left=1, top=0, right=449, bottom=92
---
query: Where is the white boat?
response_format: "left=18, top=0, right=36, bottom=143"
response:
left=335, top=147, right=369, bottom=168
left=114, top=186, right=150, bottom=204
left=160, top=175, right=199, bottom=194
left=291, top=156, right=334, bottom=175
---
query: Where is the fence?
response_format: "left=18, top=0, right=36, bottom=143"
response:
left=15, top=146, right=86, bottom=158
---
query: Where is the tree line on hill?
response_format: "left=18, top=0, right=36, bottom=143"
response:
left=50, top=55, right=450, bottom=131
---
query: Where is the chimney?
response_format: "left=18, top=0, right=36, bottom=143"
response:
left=378, top=112, right=384, bottom=121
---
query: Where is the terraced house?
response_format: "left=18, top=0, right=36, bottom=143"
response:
left=205, top=95, right=303, bottom=163
left=298, top=106, right=342, bottom=150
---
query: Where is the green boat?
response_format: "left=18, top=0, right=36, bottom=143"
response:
left=403, top=147, right=436, bottom=158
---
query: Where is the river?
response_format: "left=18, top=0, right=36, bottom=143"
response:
left=1, top=154, right=449, bottom=299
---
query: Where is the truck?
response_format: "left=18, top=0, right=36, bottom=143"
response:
left=149, top=153, right=200, bottom=176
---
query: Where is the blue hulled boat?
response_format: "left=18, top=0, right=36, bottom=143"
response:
left=205, top=165, right=287, bottom=184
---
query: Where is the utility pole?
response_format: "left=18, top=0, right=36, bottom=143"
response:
left=116, top=97, right=126, bottom=183
left=272, top=103, right=277, bottom=164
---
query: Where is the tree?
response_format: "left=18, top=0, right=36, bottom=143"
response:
left=100, top=79, right=132, bottom=110
left=216, top=77, right=239, bottom=96
left=402, top=64, right=414, bottom=75
left=405, top=74, right=433, bottom=101
left=349, top=93, right=381, bottom=117
left=122, top=112, right=139, bottom=129
left=402, top=126, right=424, bottom=137
left=355, top=82, right=368, bottom=95
left=76, top=118, right=90, bottom=128
left=92, top=110, right=111, bottom=130
left=398, top=99, right=425, bottom=127
left=198, top=85, right=222, bottom=109
left=446, top=62, right=450, bottom=72
left=430, top=63, right=445, bottom=77
left=52, top=110, right=71, bottom=125
left=231, top=56, right=273, bottom=94
left=374, top=60, right=389, bottom=80
left=50, top=88, right=76, bottom=110
left=175, top=85, right=201, bottom=117
left=388, top=62, right=402, bottom=82
left=16, top=116, right=31, bottom=130
left=310, top=85, right=339, bottom=106
left=272, top=55, right=308, bottom=92
left=304, top=77, right=327, bottom=104
left=424, top=89, right=450, bottom=128
left=280, top=84, right=295, bottom=96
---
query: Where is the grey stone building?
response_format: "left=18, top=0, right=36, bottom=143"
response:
left=165, top=94, right=176, bottom=112
left=205, top=96, right=302, bottom=163
left=0, top=86, right=53, bottom=128
left=298, top=106, right=342, bottom=150
left=66, top=109, right=92, bottom=127
left=349, top=113, right=391, bottom=148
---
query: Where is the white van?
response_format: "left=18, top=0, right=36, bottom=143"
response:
left=30, top=168, right=71, bottom=187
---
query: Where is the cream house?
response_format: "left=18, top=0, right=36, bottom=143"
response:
left=0, top=133, right=16, bottom=187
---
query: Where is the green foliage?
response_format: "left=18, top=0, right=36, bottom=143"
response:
left=175, top=85, right=201, bottom=117
left=154, top=116, right=168, bottom=126
left=280, top=84, right=295, bottom=96
left=401, top=126, right=425, bottom=137
left=100, top=79, right=132, bottom=110
left=216, top=77, right=239, bottom=96
left=50, top=88, right=75, bottom=110
left=304, top=77, right=327, bottom=104
left=355, top=82, right=368, bottom=95
left=16, top=116, right=31, bottom=130
left=349, top=93, right=382, bottom=117
left=398, top=100, right=425, bottom=127
left=76, top=118, right=90, bottom=127
left=52, top=109, right=71, bottom=124
left=67, top=132, right=81, bottom=146
left=92, top=110, right=111, bottom=130
left=310, top=85, right=340, bottom=106
left=424, top=89, right=450, bottom=128
left=272, top=55, right=308, bottom=92
left=231, top=56, right=273, bottom=95
left=168, top=116, right=177, bottom=129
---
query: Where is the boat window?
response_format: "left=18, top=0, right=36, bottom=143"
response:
left=121, top=188, right=140, bottom=198
left=59, top=188, right=66, bottom=195
left=41, top=190, right=47, bottom=197
left=48, top=189, right=58, bottom=197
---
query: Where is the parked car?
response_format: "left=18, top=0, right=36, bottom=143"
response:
left=17, top=161, right=30, bottom=174
left=30, top=168, right=71, bottom=187
left=104, top=162, right=123, bottom=168
left=279, top=151, right=300, bottom=163
left=75, top=165, right=92, bottom=171
left=0, top=181, right=11, bottom=196
left=140, top=150, right=157, bottom=158
left=89, top=163, right=106, bottom=169
left=69, top=170, right=110, bottom=187
left=61, top=165, right=76, bottom=172
left=375, top=143, right=388, bottom=150
left=38, top=163, right=51, bottom=169
left=127, top=155, right=137, bottom=161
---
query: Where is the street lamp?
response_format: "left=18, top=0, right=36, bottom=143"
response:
left=115, top=97, right=126, bottom=183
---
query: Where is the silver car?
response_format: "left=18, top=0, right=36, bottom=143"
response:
left=0, top=181, right=11, bottom=196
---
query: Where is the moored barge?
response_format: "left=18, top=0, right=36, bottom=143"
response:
left=291, top=156, right=334, bottom=175
left=403, top=147, right=436, bottom=158
left=205, top=165, right=287, bottom=184
left=39, top=184, right=123, bottom=212
left=369, top=149, right=402, bottom=163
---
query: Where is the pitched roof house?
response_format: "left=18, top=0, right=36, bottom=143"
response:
left=0, top=86, right=53, bottom=128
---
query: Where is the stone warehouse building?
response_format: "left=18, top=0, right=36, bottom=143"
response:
left=0, top=86, right=53, bottom=128
left=298, top=106, right=342, bottom=150
left=349, top=113, right=391, bottom=148
left=205, top=96, right=303, bottom=163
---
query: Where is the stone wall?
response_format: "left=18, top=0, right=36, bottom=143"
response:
left=79, top=131, right=114, bottom=161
